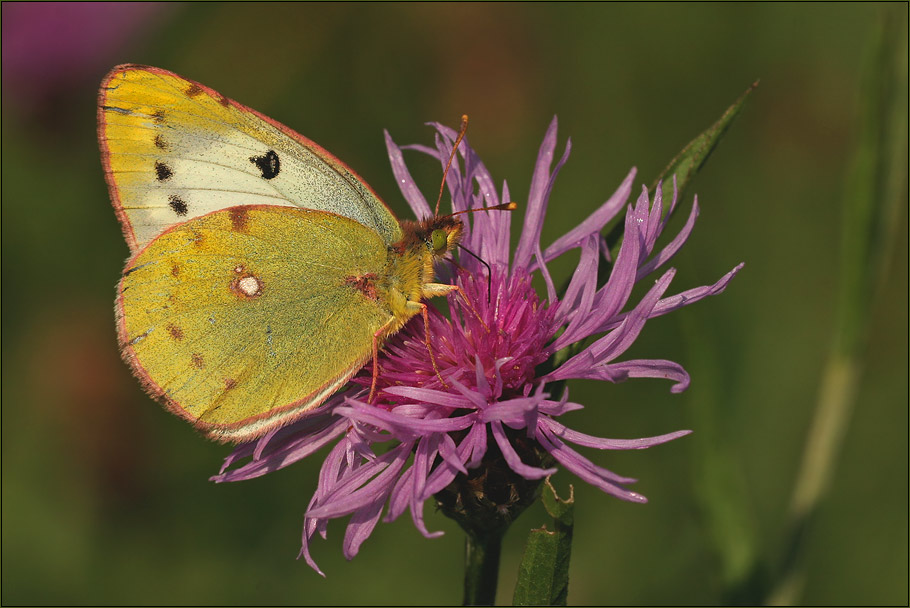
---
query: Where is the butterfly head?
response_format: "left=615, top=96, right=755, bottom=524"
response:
left=400, top=215, right=463, bottom=261
left=427, top=215, right=464, bottom=258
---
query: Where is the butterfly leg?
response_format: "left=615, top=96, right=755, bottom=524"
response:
left=452, top=286, right=489, bottom=332
left=368, top=318, right=395, bottom=404
left=406, top=283, right=462, bottom=390
left=367, top=305, right=448, bottom=401
left=418, top=302, right=450, bottom=389
left=368, top=330, right=381, bottom=403
left=424, top=281, right=489, bottom=332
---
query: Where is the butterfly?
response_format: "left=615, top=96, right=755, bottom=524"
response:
left=98, top=65, right=500, bottom=443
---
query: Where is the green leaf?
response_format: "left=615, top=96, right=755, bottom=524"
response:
left=603, top=80, right=758, bottom=257
left=650, top=80, right=759, bottom=207
left=513, top=480, right=574, bottom=606
left=541, top=478, right=574, bottom=526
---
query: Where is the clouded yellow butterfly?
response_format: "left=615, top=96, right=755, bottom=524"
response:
left=98, top=65, right=477, bottom=443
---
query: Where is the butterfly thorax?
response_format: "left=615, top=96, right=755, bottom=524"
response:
left=376, top=216, right=463, bottom=332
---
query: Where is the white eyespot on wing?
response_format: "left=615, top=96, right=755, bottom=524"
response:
left=237, top=276, right=261, bottom=297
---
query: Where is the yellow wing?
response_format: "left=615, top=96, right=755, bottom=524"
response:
left=98, top=64, right=402, bottom=253
left=117, top=206, right=393, bottom=442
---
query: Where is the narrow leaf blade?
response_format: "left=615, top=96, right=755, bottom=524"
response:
left=513, top=480, right=574, bottom=606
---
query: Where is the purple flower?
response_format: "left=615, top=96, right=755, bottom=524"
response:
left=2, top=3, right=171, bottom=108
left=212, top=117, right=743, bottom=575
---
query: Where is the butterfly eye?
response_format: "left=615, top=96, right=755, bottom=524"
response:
left=430, top=229, right=448, bottom=254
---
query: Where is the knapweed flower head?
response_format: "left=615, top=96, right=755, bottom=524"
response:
left=212, top=117, right=743, bottom=574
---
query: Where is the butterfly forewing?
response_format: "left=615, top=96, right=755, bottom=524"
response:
left=99, top=65, right=402, bottom=253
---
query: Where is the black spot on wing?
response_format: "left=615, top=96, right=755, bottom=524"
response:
left=155, top=161, right=173, bottom=181
left=249, top=150, right=280, bottom=180
left=168, top=195, right=188, bottom=216
left=154, top=135, right=168, bottom=150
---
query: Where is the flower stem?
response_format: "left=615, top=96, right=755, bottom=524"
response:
left=463, top=529, right=503, bottom=606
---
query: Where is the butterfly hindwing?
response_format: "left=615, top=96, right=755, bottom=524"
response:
left=99, top=64, right=403, bottom=253
left=117, top=206, right=393, bottom=442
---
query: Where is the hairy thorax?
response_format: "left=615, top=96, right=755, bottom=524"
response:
left=376, top=216, right=463, bottom=335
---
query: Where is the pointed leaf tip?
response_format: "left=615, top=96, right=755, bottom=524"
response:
left=650, top=80, right=759, bottom=210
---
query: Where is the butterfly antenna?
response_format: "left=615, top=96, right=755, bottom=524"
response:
left=435, top=115, right=470, bottom=217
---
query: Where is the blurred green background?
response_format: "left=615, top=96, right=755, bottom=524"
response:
left=2, top=2, right=906, bottom=605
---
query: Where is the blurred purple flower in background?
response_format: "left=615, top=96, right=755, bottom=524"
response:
left=212, top=117, right=743, bottom=574
left=2, top=2, right=169, bottom=109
